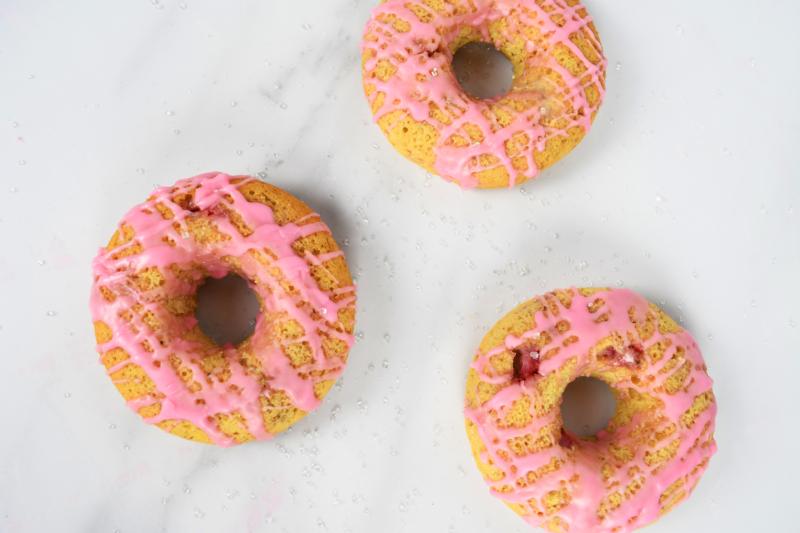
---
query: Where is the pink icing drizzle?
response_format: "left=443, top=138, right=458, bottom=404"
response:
left=90, top=172, right=356, bottom=446
left=363, top=0, right=606, bottom=188
left=465, top=288, right=717, bottom=532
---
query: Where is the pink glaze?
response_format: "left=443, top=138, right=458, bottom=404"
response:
left=90, top=172, right=356, bottom=446
left=465, top=288, right=717, bottom=532
left=362, top=0, right=606, bottom=188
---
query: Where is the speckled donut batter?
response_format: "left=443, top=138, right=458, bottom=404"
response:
left=465, top=288, right=716, bottom=532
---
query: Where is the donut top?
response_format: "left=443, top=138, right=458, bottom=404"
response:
left=362, top=0, right=606, bottom=188
left=464, top=288, right=717, bottom=532
left=90, top=173, right=356, bottom=446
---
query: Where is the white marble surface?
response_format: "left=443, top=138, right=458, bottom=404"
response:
left=1, top=1, right=799, bottom=532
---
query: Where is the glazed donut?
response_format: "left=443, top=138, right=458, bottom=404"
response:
left=90, top=172, right=356, bottom=446
left=362, top=0, right=606, bottom=189
left=464, top=288, right=717, bottom=532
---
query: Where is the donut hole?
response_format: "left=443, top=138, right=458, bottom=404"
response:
left=452, top=42, right=514, bottom=100
left=195, top=273, right=261, bottom=346
left=560, top=377, right=616, bottom=439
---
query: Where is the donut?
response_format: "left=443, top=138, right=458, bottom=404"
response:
left=361, top=0, right=606, bottom=189
left=464, top=288, right=717, bottom=532
left=90, top=172, right=356, bottom=446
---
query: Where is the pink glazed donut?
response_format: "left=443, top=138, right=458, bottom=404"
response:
left=362, top=0, right=606, bottom=189
left=90, top=173, right=356, bottom=446
left=464, top=288, right=717, bottom=532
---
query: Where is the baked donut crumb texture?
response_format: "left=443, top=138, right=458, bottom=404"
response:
left=464, top=288, right=717, bottom=532
left=90, top=172, right=356, bottom=446
left=362, top=0, right=607, bottom=188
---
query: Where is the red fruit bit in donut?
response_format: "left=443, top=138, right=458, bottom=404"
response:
left=597, top=345, right=619, bottom=360
left=626, top=343, right=645, bottom=365
left=206, top=203, right=227, bottom=217
left=598, top=343, right=644, bottom=367
left=512, top=344, right=540, bottom=381
left=559, top=428, right=577, bottom=449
